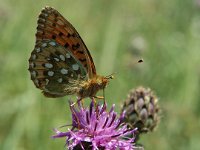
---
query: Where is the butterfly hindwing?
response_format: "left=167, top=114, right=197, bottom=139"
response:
left=36, top=6, right=96, bottom=78
left=29, top=39, right=87, bottom=97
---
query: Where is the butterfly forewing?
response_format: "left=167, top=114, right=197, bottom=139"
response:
left=36, top=6, right=96, bottom=77
left=29, top=39, right=87, bottom=97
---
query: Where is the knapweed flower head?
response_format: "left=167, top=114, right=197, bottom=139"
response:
left=53, top=98, right=141, bottom=150
left=122, top=87, right=160, bottom=134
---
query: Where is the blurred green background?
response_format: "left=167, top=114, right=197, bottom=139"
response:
left=1, top=0, right=200, bottom=149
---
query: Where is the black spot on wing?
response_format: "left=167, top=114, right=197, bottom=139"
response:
left=52, top=35, right=56, bottom=39
left=59, top=32, right=64, bottom=36
left=72, top=43, right=80, bottom=50
left=52, top=23, right=56, bottom=27
left=64, top=43, right=69, bottom=48
left=67, top=33, right=76, bottom=38
left=77, top=50, right=84, bottom=54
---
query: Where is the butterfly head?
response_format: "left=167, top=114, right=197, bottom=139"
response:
left=96, top=74, right=114, bottom=89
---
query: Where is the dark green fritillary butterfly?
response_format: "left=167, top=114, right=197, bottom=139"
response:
left=28, top=6, right=113, bottom=99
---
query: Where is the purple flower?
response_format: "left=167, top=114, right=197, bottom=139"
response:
left=53, top=98, right=140, bottom=150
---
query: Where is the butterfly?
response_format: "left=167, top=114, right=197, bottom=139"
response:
left=28, top=6, right=113, bottom=100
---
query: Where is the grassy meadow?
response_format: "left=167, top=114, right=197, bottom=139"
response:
left=0, top=0, right=200, bottom=149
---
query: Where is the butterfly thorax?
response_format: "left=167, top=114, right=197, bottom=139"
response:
left=77, top=75, right=108, bottom=98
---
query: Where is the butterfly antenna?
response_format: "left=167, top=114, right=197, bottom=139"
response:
left=105, top=73, right=115, bottom=80
left=103, top=88, right=106, bottom=105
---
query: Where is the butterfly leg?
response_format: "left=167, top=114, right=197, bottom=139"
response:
left=70, top=97, right=82, bottom=107
left=79, top=98, right=84, bottom=107
left=103, top=88, right=106, bottom=105
left=90, top=96, right=97, bottom=104
left=94, top=95, right=104, bottom=105
left=94, top=89, right=106, bottom=105
left=91, top=97, right=98, bottom=112
left=94, top=95, right=104, bottom=99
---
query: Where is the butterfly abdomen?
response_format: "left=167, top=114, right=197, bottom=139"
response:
left=78, top=75, right=108, bottom=98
